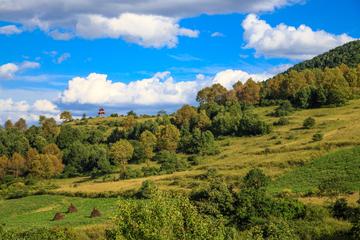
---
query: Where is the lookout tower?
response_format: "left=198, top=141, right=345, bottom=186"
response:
left=98, top=107, right=105, bottom=117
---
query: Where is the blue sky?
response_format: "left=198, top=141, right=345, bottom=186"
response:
left=0, top=0, right=359, bottom=124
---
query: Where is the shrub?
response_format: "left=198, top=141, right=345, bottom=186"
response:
left=108, top=196, right=227, bottom=240
left=303, top=117, right=316, bottom=129
left=137, top=180, right=159, bottom=199
left=272, top=101, right=294, bottom=117
left=273, top=117, right=289, bottom=126
left=237, top=114, right=271, bottom=136
left=332, top=198, right=350, bottom=219
left=312, top=132, right=323, bottom=141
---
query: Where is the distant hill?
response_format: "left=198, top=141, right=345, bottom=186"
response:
left=288, top=40, right=360, bottom=71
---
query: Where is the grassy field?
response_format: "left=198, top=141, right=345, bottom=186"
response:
left=50, top=99, right=360, bottom=195
left=269, top=146, right=360, bottom=193
left=0, top=195, right=118, bottom=229
left=2, top=99, right=360, bottom=231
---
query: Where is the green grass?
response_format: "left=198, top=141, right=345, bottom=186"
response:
left=0, top=195, right=119, bottom=229
left=269, top=146, right=360, bottom=193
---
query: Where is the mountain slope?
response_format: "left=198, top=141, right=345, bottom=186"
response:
left=288, top=40, right=360, bottom=71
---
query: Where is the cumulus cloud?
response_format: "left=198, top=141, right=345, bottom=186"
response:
left=242, top=14, right=355, bottom=60
left=0, top=98, right=60, bottom=124
left=212, top=69, right=271, bottom=89
left=0, top=61, right=40, bottom=79
left=0, top=0, right=299, bottom=46
left=60, top=69, right=271, bottom=106
left=0, top=25, right=22, bottom=35
left=76, top=13, right=198, bottom=48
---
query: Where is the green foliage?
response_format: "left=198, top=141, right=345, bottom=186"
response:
left=243, top=168, right=270, bottom=190
left=303, top=117, right=316, bottom=129
left=110, top=140, right=134, bottom=167
left=154, top=151, right=189, bottom=174
left=109, top=195, right=227, bottom=240
left=273, top=117, right=289, bottom=126
left=289, top=40, right=360, bottom=70
left=137, top=180, right=159, bottom=199
left=272, top=101, right=294, bottom=117
left=270, top=147, right=360, bottom=193
left=312, top=132, right=323, bottom=141
left=237, top=114, right=271, bottom=136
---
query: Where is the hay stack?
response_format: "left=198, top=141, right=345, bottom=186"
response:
left=53, top=212, right=65, bottom=221
left=67, top=203, right=78, bottom=213
left=90, top=208, right=101, bottom=218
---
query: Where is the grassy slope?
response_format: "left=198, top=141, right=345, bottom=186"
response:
left=52, top=99, right=360, bottom=194
left=2, top=100, right=360, bottom=230
left=269, top=146, right=360, bottom=193
left=0, top=195, right=118, bottom=229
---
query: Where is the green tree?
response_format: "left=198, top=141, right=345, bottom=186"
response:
left=60, top=111, right=73, bottom=122
left=110, top=140, right=134, bottom=169
left=156, top=124, right=180, bottom=152
left=14, top=118, right=27, bottom=131
left=4, top=120, right=13, bottom=129
left=139, top=130, right=157, bottom=159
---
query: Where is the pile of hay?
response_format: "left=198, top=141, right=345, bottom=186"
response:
left=90, top=208, right=101, bottom=218
left=53, top=212, right=65, bottom=221
left=67, top=203, right=78, bottom=213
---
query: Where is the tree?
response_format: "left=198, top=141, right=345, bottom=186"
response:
left=110, top=140, right=134, bottom=169
left=4, top=120, right=13, bottom=129
left=39, top=117, right=59, bottom=143
left=0, top=155, right=8, bottom=179
left=9, top=152, right=26, bottom=177
left=156, top=124, right=180, bottom=152
left=14, top=118, right=27, bottom=131
left=139, top=130, right=157, bottom=159
left=243, top=168, right=270, bottom=190
left=60, top=111, right=73, bottom=122
left=174, top=104, right=198, bottom=128
left=57, top=125, right=84, bottom=149
left=196, top=83, right=228, bottom=105
left=129, top=140, right=147, bottom=164
left=236, top=78, right=261, bottom=105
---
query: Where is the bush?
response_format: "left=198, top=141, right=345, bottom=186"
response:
left=119, top=167, right=143, bottom=180
left=237, top=114, right=271, bottom=136
left=141, top=166, right=160, bottom=177
left=272, top=101, right=294, bottom=117
left=303, top=117, right=316, bottom=129
left=137, top=180, right=159, bottom=199
left=312, top=132, right=323, bottom=141
left=108, top=196, right=227, bottom=240
left=332, top=198, right=350, bottom=219
left=273, top=117, right=289, bottom=126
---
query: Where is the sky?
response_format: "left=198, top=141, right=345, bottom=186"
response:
left=0, top=0, right=359, bottom=124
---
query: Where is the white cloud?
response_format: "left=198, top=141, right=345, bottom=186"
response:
left=60, top=69, right=271, bottom=106
left=0, top=25, right=22, bottom=35
left=0, top=61, right=40, bottom=79
left=33, top=99, right=59, bottom=113
left=61, top=72, right=206, bottom=105
left=242, top=14, right=355, bottom=60
left=212, top=69, right=270, bottom=89
left=0, top=98, right=60, bottom=124
left=76, top=13, right=198, bottom=48
left=0, top=0, right=298, bottom=46
left=211, top=32, right=225, bottom=37
left=56, top=53, right=71, bottom=64
left=0, top=63, right=19, bottom=79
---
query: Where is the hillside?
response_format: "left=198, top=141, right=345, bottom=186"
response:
left=288, top=40, right=360, bottom=71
